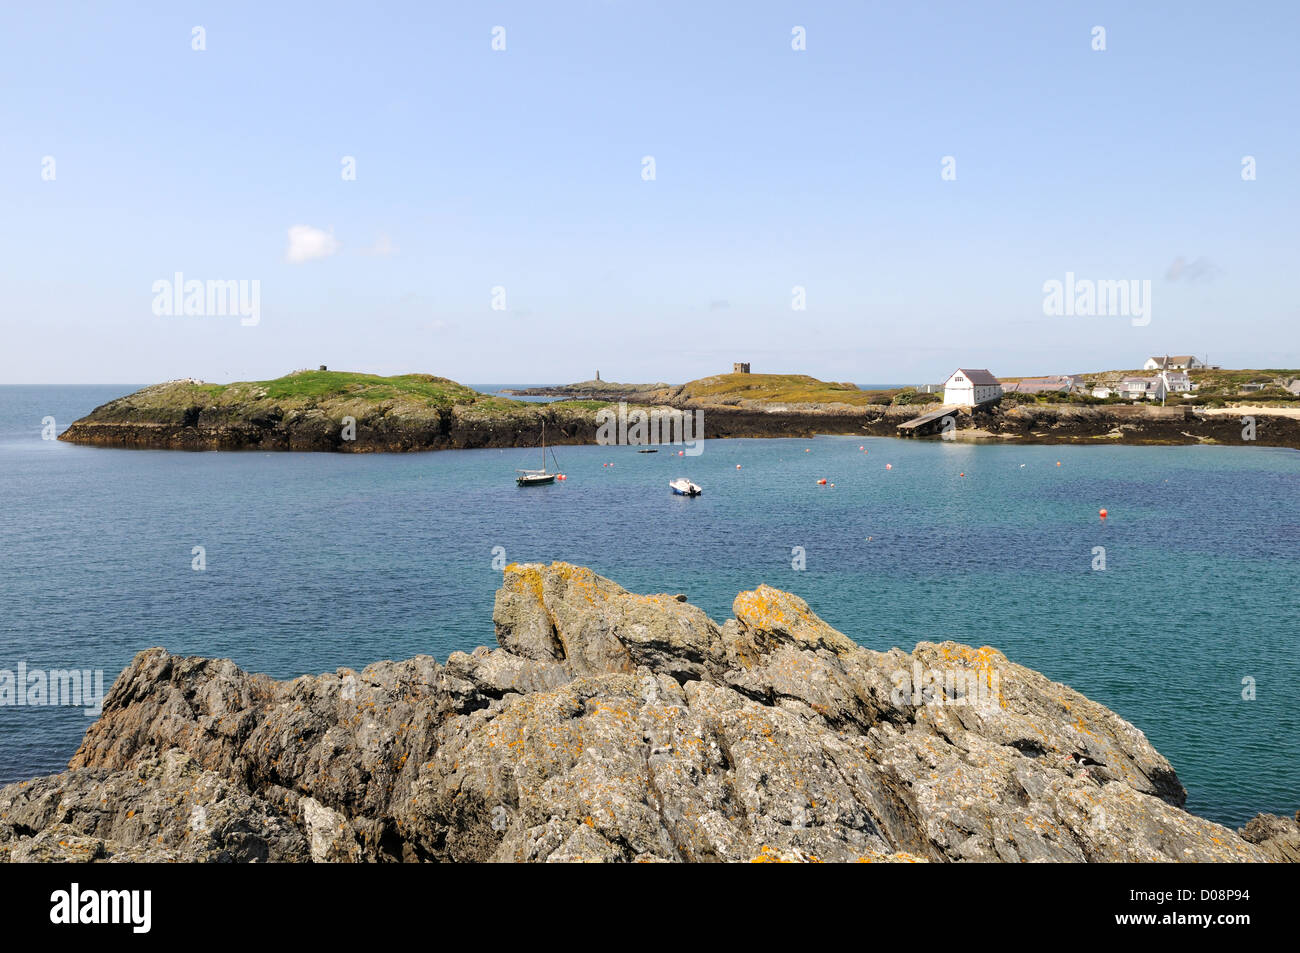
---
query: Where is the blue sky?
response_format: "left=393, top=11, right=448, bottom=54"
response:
left=2, top=1, right=1297, bottom=385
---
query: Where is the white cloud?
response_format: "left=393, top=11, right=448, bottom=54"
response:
left=286, top=225, right=340, bottom=263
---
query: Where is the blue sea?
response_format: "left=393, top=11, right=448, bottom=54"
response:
left=1, top=385, right=1297, bottom=828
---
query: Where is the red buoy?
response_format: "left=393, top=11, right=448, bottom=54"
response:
left=817, top=478, right=827, bottom=485
left=1099, top=508, right=1108, bottom=519
left=885, top=463, right=893, bottom=470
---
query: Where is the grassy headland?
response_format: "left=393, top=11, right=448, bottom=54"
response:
left=57, top=367, right=1300, bottom=452
left=59, top=369, right=882, bottom=451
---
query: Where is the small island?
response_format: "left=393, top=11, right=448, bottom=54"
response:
left=58, top=366, right=1300, bottom=452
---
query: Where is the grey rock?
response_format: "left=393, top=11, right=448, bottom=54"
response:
left=0, top=562, right=1283, bottom=863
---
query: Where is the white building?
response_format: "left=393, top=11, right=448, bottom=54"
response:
left=1118, top=377, right=1168, bottom=401
left=1162, top=371, right=1194, bottom=393
left=1091, top=385, right=1115, bottom=399
left=943, top=369, right=1003, bottom=407
left=1002, top=375, right=1080, bottom=395
left=1143, top=355, right=1204, bottom=371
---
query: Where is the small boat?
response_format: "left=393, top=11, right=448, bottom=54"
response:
left=637, top=448, right=659, bottom=453
left=516, top=420, right=561, bottom=487
left=669, top=478, right=702, bottom=497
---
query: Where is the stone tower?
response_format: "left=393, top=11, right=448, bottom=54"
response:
left=733, top=362, right=751, bottom=375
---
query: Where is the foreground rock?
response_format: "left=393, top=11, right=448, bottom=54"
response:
left=0, top=564, right=1288, bottom=862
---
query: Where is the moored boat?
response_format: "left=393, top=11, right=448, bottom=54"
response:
left=516, top=420, right=561, bottom=487
left=669, top=478, right=702, bottom=497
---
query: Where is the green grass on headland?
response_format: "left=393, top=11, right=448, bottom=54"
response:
left=677, top=373, right=912, bottom=407
left=258, top=370, right=484, bottom=404
left=81, top=369, right=560, bottom=425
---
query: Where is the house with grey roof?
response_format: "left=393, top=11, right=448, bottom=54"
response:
left=1118, top=377, right=1168, bottom=401
left=1143, top=355, right=1205, bottom=371
left=942, top=369, right=1003, bottom=407
left=1002, top=375, right=1080, bottom=395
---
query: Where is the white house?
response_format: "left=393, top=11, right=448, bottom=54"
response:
left=1118, top=377, right=1168, bottom=401
left=1143, top=355, right=1204, bottom=371
left=1091, top=385, right=1115, bottom=399
left=1162, top=371, right=1194, bottom=393
left=1002, top=375, right=1080, bottom=395
left=943, top=369, right=1003, bottom=407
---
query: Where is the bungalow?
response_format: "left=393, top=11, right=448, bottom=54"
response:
left=943, top=369, right=1003, bottom=407
left=1143, top=355, right=1205, bottom=371
left=1118, top=377, right=1168, bottom=401
left=1091, top=385, right=1115, bottom=399
left=1002, top=375, right=1080, bottom=395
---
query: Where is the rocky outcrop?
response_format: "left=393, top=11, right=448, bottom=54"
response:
left=1240, top=811, right=1300, bottom=863
left=905, top=402, right=1300, bottom=449
left=0, top=564, right=1283, bottom=862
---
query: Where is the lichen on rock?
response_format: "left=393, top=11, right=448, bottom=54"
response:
left=0, top=563, right=1289, bottom=863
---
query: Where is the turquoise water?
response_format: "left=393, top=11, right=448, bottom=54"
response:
left=1, top=386, right=1297, bottom=827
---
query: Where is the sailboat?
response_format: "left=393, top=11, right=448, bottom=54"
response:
left=516, top=420, right=560, bottom=487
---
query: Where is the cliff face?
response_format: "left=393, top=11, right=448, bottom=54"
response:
left=1, top=564, right=1293, bottom=863
left=58, top=404, right=889, bottom=451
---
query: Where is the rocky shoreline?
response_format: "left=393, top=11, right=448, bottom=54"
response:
left=55, top=371, right=1300, bottom=451
left=2, top=563, right=1295, bottom=863
left=59, top=398, right=1300, bottom=452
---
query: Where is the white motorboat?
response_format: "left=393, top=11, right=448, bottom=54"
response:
left=669, top=478, right=702, bottom=497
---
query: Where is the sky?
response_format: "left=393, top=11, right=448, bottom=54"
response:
left=2, top=1, right=1298, bottom=386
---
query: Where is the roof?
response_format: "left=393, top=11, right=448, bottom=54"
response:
left=1005, top=378, right=1074, bottom=393
left=947, top=368, right=1000, bottom=386
left=1147, top=355, right=1197, bottom=365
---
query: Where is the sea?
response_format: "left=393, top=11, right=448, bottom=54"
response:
left=1, top=384, right=1296, bottom=827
